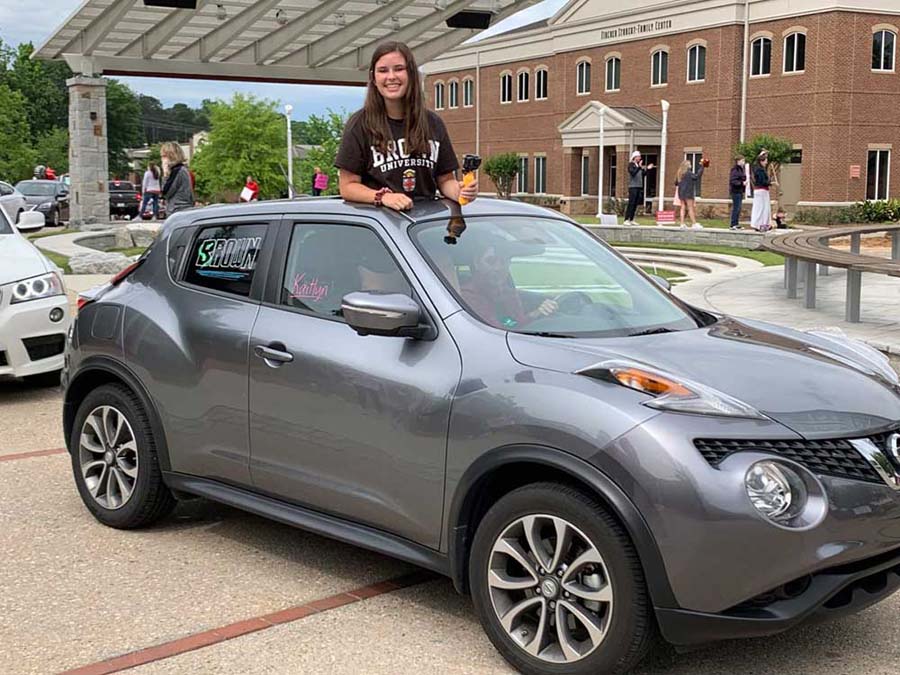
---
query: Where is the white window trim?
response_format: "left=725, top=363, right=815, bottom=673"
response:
left=868, top=148, right=891, bottom=201
left=434, top=80, right=445, bottom=110
left=581, top=154, right=590, bottom=196
left=500, top=71, right=513, bottom=104
left=576, top=59, right=591, bottom=95
left=517, top=69, right=530, bottom=102
left=605, top=55, right=621, bottom=93
left=462, top=77, right=474, bottom=107
left=872, top=28, right=897, bottom=73
left=686, top=44, right=706, bottom=83
left=448, top=79, right=459, bottom=109
left=650, top=49, right=668, bottom=87
left=517, top=154, right=529, bottom=193
left=534, top=155, right=547, bottom=194
left=783, top=32, right=807, bottom=75
left=535, top=67, right=549, bottom=100
left=749, top=36, right=772, bottom=78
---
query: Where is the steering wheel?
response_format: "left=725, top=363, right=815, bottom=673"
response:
left=553, top=291, right=595, bottom=315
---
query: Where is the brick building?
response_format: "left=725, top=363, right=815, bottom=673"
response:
left=422, top=0, right=900, bottom=215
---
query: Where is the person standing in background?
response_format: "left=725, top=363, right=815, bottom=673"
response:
left=312, top=167, right=329, bottom=196
left=160, top=141, right=194, bottom=215
left=241, top=175, right=260, bottom=202
left=624, top=151, right=654, bottom=226
left=729, top=156, right=746, bottom=230
left=750, top=150, right=772, bottom=231
left=140, top=162, right=162, bottom=219
left=675, top=158, right=705, bottom=229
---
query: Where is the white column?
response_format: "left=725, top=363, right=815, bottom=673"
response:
left=596, top=106, right=606, bottom=219
left=285, top=104, right=294, bottom=197
left=475, top=50, right=481, bottom=156
left=657, top=99, right=670, bottom=214
left=67, top=75, right=109, bottom=229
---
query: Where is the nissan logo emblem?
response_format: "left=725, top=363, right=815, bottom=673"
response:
left=890, top=433, right=900, bottom=465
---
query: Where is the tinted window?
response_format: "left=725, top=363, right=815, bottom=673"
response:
left=183, top=224, right=266, bottom=297
left=0, top=182, right=12, bottom=196
left=16, top=181, right=56, bottom=196
left=109, top=181, right=136, bottom=191
left=167, top=227, right=192, bottom=278
left=0, top=207, right=12, bottom=235
left=281, top=223, right=410, bottom=319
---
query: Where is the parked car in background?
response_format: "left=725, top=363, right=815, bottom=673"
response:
left=63, top=198, right=900, bottom=675
left=109, top=181, right=141, bottom=220
left=0, top=180, right=27, bottom=224
left=15, top=179, right=70, bottom=227
left=0, top=206, right=69, bottom=386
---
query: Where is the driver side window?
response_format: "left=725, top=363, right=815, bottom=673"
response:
left=281, top=223, right=411, bottom=319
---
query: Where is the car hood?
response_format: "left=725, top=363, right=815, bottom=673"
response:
left=22, top=194, right=53, bottom=205
left=0, top=234, right=52, bottom=283
left=506, top=317, right=900, bottom=438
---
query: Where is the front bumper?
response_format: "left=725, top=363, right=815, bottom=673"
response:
left=0, top=292, right=70, bottom=378
left=657, top=545, right=900, bottom=645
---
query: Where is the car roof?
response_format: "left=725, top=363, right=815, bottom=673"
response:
left=164, top=197, right=575, bottom=234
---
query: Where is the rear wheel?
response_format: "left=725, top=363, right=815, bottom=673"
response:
left=469, top=483, right=656, bottom=675
left=70, top=384, right=176, bottom=529
left=48, top=207, right=59, bottom=227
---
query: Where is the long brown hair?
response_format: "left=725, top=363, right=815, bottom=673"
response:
left=362, top=41, right=429, bottom=156
left=676, top=159, right=691, bottom=182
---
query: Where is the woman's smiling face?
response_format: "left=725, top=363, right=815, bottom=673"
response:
left=373, top=51, right=409, bottom=103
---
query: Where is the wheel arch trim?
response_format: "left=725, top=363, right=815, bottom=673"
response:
left=447, top=444, right=677, bottom=608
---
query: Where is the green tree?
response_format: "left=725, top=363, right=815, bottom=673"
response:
left=296, top=110, right=347, bottom=196
left=106, top=79, right=143, bottom=177
left=191, top=94, right=287, bottom=201
left=483, top=152, right=520, bottom=199
left=33, top=127, right=69, bottom=174
left=0, top=41, right=71, bottom=142
left=735, top=134, right=793, bottom=184
left=0, top=84, right=36, bottom=181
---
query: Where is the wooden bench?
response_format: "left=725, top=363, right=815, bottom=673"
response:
left=760, top=224, right=900, bottom=322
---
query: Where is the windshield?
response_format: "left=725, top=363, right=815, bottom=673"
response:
left=16, top=181, right=56, bottom=197
left=411, top=215, right=702, bottom=338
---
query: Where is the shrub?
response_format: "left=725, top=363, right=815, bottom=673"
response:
left=605, top=197, right=627, bottom=216
left=482, top=153, right=520, bottom=199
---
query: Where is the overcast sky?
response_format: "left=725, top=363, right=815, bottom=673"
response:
left=0, top=0, right=566, bottom=119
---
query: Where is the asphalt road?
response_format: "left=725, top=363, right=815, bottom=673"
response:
left=3, top=375, right=900, bottom=674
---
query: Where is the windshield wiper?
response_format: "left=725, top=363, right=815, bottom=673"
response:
left=524, top=331, right=576, bottom=338
left=627, top=327, right=677, bottom=337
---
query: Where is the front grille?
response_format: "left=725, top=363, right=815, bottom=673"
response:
left=22, top=334, right=65, bottom=362
left=694, top=437, right=883, bottom=484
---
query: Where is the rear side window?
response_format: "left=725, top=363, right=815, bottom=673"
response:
left=183, top=223, right=267, bottom=297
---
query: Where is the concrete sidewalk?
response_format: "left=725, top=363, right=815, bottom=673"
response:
left=674, top=265, right=900, bottom=353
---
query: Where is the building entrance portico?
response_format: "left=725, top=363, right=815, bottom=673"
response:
left=558, top=101, right=663, bottom=215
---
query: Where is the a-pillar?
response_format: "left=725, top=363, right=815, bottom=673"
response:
left=67, top=76, right=109, bottom=229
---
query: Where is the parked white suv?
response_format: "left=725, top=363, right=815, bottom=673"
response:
left=0, top=208, right=69, bottom=385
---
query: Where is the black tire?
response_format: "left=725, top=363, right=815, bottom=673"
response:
left=25, top=369, right=61, bottom=388
left=49, top=207, right=59, bottom=227
left=469, top=483, right=656, bottom=675
left=70, top=383, right=176, bottom=529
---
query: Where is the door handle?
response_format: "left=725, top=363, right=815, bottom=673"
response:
left=254, top=344, right=294, bottom=364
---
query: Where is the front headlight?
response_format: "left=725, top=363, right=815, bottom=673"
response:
left=33, top=202, right=52, bottom=211
left=10, top=272, right=65, bottom=304
left=588, top=361, right=767, bottom=419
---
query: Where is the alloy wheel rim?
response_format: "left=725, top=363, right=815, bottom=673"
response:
left=78, top=405, right=139, bottom=510
left=487, top=514, right=613, bottom=663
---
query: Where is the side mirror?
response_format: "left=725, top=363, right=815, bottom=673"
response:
left=650, top=274, right=671, bottom=291
left=341, top=291, right=432, bottom=339
left=16, top=211, right=45, bottom=232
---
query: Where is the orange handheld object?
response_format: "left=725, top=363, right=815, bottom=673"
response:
left=458, top=154, right=481, bottom=206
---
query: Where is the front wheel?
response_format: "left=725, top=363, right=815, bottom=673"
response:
left=48, top=208, right=59, bottom=227
left=70, top=384, right=176, bottom=529
left=469, top=483, right=656, bottom=675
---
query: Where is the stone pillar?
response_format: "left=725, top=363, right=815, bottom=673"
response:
left=67, top=76, right=109, bottom=229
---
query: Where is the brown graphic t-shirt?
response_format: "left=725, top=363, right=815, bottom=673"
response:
left=335, top=110, right=459, bottom=199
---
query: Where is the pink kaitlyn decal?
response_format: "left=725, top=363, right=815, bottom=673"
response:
left=291, top=273, right=330, bottom=302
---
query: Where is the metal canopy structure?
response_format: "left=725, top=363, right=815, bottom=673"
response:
left=34, top=0, right=539, bottom=85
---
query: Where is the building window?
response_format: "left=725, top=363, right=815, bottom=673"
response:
left=608, top=153, right=617, bottom=198
left=517, top=156, right=528, bottom=193
left=651, top=50, right=668, bottom=86
left=448, top=81, right=458, bottom=108
left=463, top=78, right=474, bottom=107
left=535, top=156, right=547, bottom=193
left=500, top=73, right=512, bottom=103
left=535, top=68, right=548, bottom=99
left=581, top=155, right=590, bottom=195
left=576, top=60, right=591, bottom=94
left=605, top=57, right=621, bottom=92
left=751, top=37, right=772, bottom=75
left=687, top=44, right=706, bottom=82
left=867, top=149, right=891, bottom=200
left=873, top=30, right=896, bottom=71
left=517, top=71, right=530, bottom=102
left=434, top=82, right=445, bottom=109
left=784, top=32, right=806, bottom=73
left=685, top=152, right=703, bottom=197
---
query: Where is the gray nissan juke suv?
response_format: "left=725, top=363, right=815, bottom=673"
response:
left=63, top=197, right=900, bottom=674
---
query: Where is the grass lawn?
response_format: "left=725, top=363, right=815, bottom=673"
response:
left=26, top=227, right=78, bottom=240
left=43, top=251, right=71, bottom=274
left=574, top=215, right=734, bottom=229
left=639, top=266, right=687, bottom=283
left=612, top=241, right=784, bottom=266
